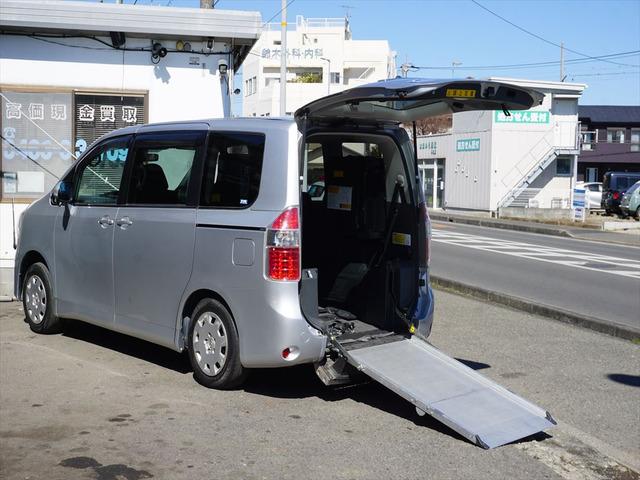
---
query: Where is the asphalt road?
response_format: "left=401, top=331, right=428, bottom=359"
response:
left=430, top=221, right=640, bottom=331
left=1, top=294, right=639, bottom=480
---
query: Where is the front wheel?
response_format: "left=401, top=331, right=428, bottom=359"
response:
left=22, top=262, right=61, bottom=334
left=635, top=206, right=640, bottom=221
left=187, top=299, right=247, bottom=389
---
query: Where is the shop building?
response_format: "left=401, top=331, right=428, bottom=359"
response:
left=416, top=78, right=586, bottom=217
left=578, top=105, right=640, bottom=182
left=242, top=15, right=396, bottom=117
left=0, top=0, right=261, bottom=298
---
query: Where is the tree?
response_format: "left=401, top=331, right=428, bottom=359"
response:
left=414, top=114, right=452, bottom=135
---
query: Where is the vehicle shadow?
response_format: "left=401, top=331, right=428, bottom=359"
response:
left=607, top=374, right=640, bottom=387
left=58, top=318, right=497, bottom=446
left=60, top=319, right=192, bottom=374
left=243, top=365, right=470, bottom=444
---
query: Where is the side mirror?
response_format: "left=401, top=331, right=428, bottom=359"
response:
left=52, top=180, right=73, bottom=205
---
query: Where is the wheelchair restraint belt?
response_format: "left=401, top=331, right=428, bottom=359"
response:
left=346, top=336, right=556, bottom=449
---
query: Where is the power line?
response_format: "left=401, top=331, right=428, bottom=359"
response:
left=470, top=0, right=639, bottom=68
left=262, top=0, right=296, bottom=27
left=404, top=50, right=640, bottom=72
left=570, top=70, right=640, bottom=77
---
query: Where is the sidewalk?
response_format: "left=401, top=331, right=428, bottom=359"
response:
left=429, top=211, right=640, bottom=247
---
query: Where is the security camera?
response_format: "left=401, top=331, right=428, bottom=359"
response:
left=151, top=42, right=167, bottom=59
left=218, top=58, right=229, bottom=75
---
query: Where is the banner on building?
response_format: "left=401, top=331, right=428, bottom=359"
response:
left=494, top=110, right=550, bottom=124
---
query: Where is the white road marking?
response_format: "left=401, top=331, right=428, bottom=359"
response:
left=432, top=229, right=640, bottom=279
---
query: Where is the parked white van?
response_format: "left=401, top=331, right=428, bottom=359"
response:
left=15, top=78, right=556, bottom=448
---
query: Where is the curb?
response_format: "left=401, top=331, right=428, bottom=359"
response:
left=430, top=275, right=640, bottom=342
left=429, top=212, right=573, bottom=238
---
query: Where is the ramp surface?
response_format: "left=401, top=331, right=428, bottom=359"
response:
left=346, top=336, right=556, bottom=448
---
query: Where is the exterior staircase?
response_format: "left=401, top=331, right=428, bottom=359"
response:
left=496, top=125, right=579, bottom=212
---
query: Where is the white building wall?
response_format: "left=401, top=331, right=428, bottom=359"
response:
left=242, top=17, right=394, bottom=117
left=0, top=34, right=234, bottom=297
left=0, top=35, right=230, bottom=121
left=418, top=79, right=584, bottom=213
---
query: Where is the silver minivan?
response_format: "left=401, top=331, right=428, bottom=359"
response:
left=15, top=79, right=556, bottom=448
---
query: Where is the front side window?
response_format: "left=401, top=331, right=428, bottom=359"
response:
left=200, top=132, right=265, bottom=208
left=126, top=144, right=197, bottom=205
left=74, top=137, right=129, bottom=205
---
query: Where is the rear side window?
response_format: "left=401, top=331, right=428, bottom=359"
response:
left=125, top=131, right=204, bottom=206
left=200, top=132, right=265, bottom=208
left=615, top=177, right=629, bottom=191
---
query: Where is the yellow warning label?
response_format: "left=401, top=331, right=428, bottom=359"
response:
left=446, top=88, right=476, bottom=98
left=409, top=324, right=416, bottom=334
left=392, top=232, right=411, bottom=246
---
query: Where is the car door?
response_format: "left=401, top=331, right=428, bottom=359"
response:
left=112, top=128, right=207, bottom=348
left=54, top=135, right=131, bottom=325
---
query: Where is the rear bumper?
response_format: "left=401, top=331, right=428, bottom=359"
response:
left=228, top=282, right=327, bottom=368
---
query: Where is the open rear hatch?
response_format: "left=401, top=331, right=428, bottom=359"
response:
left=297, top=78, right=554, bottom=449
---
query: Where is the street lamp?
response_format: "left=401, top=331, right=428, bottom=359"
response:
left=320, top=57, right=331, bottom=95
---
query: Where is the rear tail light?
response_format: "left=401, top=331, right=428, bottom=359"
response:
left=419, top=202, right=431, bottom=267
left=612, top=191, right=620, bottom=200
left=267, top=207, right=300, bottom=281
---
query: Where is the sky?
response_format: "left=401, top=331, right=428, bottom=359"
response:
left=90, top=0, right=640, bottom=105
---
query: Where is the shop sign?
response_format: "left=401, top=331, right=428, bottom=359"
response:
left=494, top=110, right=550, bottom=124
left=418, top=138, right=438, bottom=155
left=260, top=47, right=324, bottom=60
left=573, top=187, right=586, bottom=222
left=456, top=138, right=480, bottom=152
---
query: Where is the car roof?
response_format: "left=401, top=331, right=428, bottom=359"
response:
left=98, top=117, right=296, bottom=142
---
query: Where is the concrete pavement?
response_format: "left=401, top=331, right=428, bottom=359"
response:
left=1, top=292, right=638, bottom=480
left=430, top=221, right=640, bottom=335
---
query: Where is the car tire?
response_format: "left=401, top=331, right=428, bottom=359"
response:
left=635, top=207, right=640, bottom=221
left=187, top=298, right=247, bottom=389
left=22, top=262, right=61, bottom=334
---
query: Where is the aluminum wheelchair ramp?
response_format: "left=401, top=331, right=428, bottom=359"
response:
left=345, top=336, right=556, bottom=449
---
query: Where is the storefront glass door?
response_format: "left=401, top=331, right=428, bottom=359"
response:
left=419, top=159, right=445, bottom=209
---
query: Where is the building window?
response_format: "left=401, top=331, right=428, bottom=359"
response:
left=74, top=93, right=145, bottom=158
left=607, top=128, right=625, bottom=143
left=586, top=167, right=598, bottom=183
left=330, top=72, right=341, bottom=84
left=252, top=76, right=257, bottom=94
left=0, top=89, right=145, bottom=200
left=556, top=157, right=571, bottom=175
left=631, top=129, right=640, bottom=152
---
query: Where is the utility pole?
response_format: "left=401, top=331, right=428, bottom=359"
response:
left=280, top=0, right=287, bottom=116
left=560, top=42, right=565, bottom=81
left=199, top=0, right=212, bottom=8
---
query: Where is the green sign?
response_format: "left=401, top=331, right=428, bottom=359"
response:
left=494, top=110, right=550, bottom=124
left=456, top=138, right=480, bottom=152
